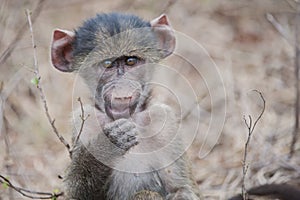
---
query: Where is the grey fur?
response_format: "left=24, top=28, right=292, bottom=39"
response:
left=51, top=13, right=200, bottom=200
left=65, top=104, right=200, bottom=200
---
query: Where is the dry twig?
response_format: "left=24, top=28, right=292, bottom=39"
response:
left=70, top=97, right=90, bottom=157
left=0, top=4, right=72, bottom=200
left=0, top=82, right=13, bottom=198
left=26, top=7, right=89, bottom=159
left=0, top=8, right=68, bottom=200
left=284, top=0, right=297, bottom=10
left=3, top=117, right=14, bottom=199
left=241, top=90, right=266, bottom=200
left=0, top=175, right=63, bottom=199
left=266, top=5, right=300, bottom=158
left=266, top=13, right=291, bottom=43
left=26, top=9, right=71, bottom=153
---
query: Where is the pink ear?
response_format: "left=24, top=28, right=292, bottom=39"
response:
left=51, top=29, right=75, bottom=72
left=150, top=14, right=175, bottom=58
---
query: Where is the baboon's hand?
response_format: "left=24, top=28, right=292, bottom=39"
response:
left=103, top=118, right=138, bottom=151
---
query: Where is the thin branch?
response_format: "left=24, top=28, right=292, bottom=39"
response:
left=0, top=82, right=13, bottom=198
left=266, top=2, right=300, bottom=158
left=266, top=13, right=292, bottom=44
left=26, top=9, right=38, bottom=74
left=3, top=118, right=14, bottom=199
left=0, top=175, right=63, bottom=199
left=250, top=90, right=265, bottom=133
left=284, top=0, right=297, bottom=10
left=241, top=90, right=266, bottom=200
left=0, top=0, right=47, bottom=66
left=26, top=9, right=71, bottom=154
left=70, top=97, right=90, bottom=156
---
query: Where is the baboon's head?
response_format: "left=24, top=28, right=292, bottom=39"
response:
left=50, top=13, right=175, bottom=120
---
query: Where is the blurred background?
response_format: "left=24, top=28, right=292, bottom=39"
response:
left=0, top=0, right=299, bottom=199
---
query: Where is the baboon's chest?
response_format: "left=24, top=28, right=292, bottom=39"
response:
left=106, top=170, right=167, bottom=199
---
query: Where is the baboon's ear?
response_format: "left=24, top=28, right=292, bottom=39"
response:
left=51, top=29, right=75, bottom=72
left=150, top=14, right=175, bottom=58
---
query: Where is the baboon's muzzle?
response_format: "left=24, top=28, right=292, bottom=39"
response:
left=102, top=80, right=142, bottom=120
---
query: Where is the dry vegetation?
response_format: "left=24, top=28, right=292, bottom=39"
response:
left=0, top=0, right=299, bottom=199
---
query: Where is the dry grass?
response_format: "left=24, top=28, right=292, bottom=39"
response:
left=0, top=0, right=299, bottom=199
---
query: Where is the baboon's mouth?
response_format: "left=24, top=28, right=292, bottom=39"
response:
left=101, top=80, right=142, bottom=120
left=104, top=96, right=139, bottom=120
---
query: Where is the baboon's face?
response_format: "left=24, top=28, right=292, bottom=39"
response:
left=50, top=13, right=175, bottom=120
left=76, top=28, right=157, bottom=120
left=93, top=55, right=149, bottom=120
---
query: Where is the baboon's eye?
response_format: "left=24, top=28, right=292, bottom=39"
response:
left=102, top=60, right=113, bottom=68
left=125, top=57, right=138, bottom=66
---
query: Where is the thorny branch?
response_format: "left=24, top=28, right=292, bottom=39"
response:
left=26, top=10, right=71, bottom=153
left=241, top=90, right=266, bottom=200
left=0, top=175, right=63, bottom=199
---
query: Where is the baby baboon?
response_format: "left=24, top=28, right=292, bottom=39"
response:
left=51, top=13, right=200, bottom=200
